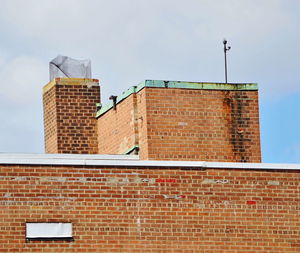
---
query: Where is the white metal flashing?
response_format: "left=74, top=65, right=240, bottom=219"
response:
left=0, top=153, right=299, bottom=170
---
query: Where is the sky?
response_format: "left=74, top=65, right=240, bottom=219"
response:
left=0, top=0, right=300, bottom=163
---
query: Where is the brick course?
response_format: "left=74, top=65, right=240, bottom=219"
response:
left=0, top=163, right=299, bottom=252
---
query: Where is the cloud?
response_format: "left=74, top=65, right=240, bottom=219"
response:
left=0, top=55, right=46, bottom=153
left=0, top=55, right=48, bottom=103
left=0, top=0, right=82, bottom=36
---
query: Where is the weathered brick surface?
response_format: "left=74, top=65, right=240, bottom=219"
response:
left=43, top=84, right=58, bottom=153
left=0, top=164, right=299, bottom=252
left=143, top=88, right=261, bottom=162
left=97, top=94, right=139, bottom=154
left=97, top=89, right=150, bottom=158
left=97, top=87, right=261, bottom=162
left=136, top=89, right=150, bottom=160
left=43, top=78, right=100, bottom=154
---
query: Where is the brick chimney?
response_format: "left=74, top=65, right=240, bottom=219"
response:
left=43, top=77, right=100, bottom=154
left=43, top=76, right=100, bottom=153
left=43, top=78, right=100, bottom=154
left=43, top=56, right=100, bottom=154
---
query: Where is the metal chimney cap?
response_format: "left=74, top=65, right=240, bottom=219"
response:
left=49, top=55, right=92, bottom=81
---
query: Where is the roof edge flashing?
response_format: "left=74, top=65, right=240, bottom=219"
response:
left=144, top=80, right=257, bottom=91
left=96, top=80, right=258, bottom=118
left=0, top=153, right=299, bottom=171
left=96, top=81, right=145, bottom=118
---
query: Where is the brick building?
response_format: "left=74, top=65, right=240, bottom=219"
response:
left=0, top=69, right=299, bottom=252
left=43, top=78, right=260, bottom=162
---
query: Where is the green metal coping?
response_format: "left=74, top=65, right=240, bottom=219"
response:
left=96, top=80, right=258, bottom=118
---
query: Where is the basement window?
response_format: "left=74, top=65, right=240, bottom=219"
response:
left=25, top=223, right=73, bottom=241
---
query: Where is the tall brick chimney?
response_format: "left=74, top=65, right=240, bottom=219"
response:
left=43, top=56, right=100, bottom=154
left=43, top=78, right=100, bottom=154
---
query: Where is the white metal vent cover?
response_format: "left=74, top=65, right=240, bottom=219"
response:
left=26, top=223, right=72, bottom=240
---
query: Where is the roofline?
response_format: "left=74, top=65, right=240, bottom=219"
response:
left=96, top=80, right=258, bottom=118
left=0, top=153, right=299, bottom=171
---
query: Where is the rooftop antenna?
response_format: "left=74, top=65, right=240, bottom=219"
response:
left=223, top=39, right=231, bottom=83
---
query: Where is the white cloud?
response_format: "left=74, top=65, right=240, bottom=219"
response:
left=0, top=0, right=82, bottom=36
left=0, top=55, right=46, bottom=153
left=0, top=55, right=48, bottom=103
left=0, top=0, right=293, bottom=55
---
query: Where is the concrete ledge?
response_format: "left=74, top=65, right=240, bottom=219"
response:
left=43, top=78, right=99, bottom=93
left=0, top=153, right=299, bottom=171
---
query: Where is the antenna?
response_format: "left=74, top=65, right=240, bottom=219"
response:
left=223, top=39, right=231, bottom=83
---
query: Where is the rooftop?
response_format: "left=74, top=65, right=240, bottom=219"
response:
left=96, top=79, right=258, bottom=117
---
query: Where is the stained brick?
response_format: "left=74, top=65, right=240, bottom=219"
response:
left=97, top=87, right=261, bottom=162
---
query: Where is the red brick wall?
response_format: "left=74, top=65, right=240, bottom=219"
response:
left=142, top=87, right=261, bottom=162
left=96, top=87, right=261, bottom=162
left=97, top=94, right=139, bottom=154
left=136, top=89, right=150, bottom=160
left=0, top=164, right=299, bottom=252
left=43, top=83, right=58, bottom=153
left=43, top=78, right=100, bottom=154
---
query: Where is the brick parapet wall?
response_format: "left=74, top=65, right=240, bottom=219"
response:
left=136, top=89, right=150, bottom=159
left=97, top=94, right=139, bottom=154
left=43, top=78, right=100, bottom=154
left=96, top=86, right=261, bottom=162
left=0, top=163, right=299, bottom=252
left=143, top=88, right=261, bottom=162
left=97, top=89, right=150, bottom=156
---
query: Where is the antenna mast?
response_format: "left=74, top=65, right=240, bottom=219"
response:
left=223, top=39, right=231, bottom=83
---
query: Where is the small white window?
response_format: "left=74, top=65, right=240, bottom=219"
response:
left=26, top=223, right=73, bottom=241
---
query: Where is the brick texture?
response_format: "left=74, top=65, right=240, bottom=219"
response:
left=97, top=94, right=139, bottom=154
left=0, top=164, right=299, bottom=252
left=97, top=87, right=261, bottom=162
left=43, top=78, right=100, bottom=154
left=43, top=82, right=58, bottom=153
left=143, top=88, right=261, bottom=162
